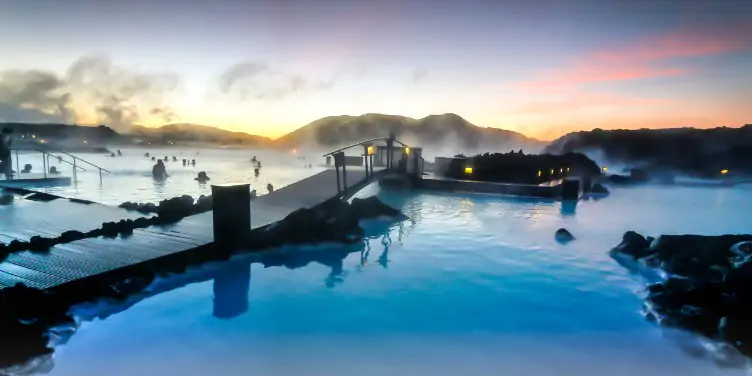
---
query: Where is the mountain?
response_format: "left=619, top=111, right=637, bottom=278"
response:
left=544, top=125, right=752, bottom=177
left=273, top=113, right=542, bottom=154
left=129, top=123, right=272, bottom=146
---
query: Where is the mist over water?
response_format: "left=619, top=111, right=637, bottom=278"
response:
left=13, top=147, right=323, bottom=205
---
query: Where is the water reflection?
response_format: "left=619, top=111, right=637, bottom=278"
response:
left=560, top=201, right=577, bottom=216
left=213, top=262, right=252, bottom=319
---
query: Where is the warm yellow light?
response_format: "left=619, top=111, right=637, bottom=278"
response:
left=292, top=149, right=297, bottom=154
left=560, top=168, right=563, bottom=173
left=465, top=167, right=473, bottom=175
left=405, top=147, right=410, bottom=155
left=721, top=169, right=728, bottom=175
left=367, top=145, right=374, bottom=155
left=550, top=169, right=554, bottom=175
left=602, top=166, right=608, bottom=173
left=32, top=134, right=36, bottom=138
left=567, top=167, right=571, bottom=172
left=537, top=170, right=542, bottom=177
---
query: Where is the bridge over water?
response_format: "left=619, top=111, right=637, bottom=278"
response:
left=0, top=136, right=422, bottom=292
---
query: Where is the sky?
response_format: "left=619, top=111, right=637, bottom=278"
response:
left=0, top=0, right=750, bottom=140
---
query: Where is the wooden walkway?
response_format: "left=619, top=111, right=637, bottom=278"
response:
left=0, top=168, right=376, bottom=291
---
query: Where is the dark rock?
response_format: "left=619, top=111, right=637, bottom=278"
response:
left=589, top=183, right=609, bottom=195
left=59, top=230, right=85, bottom=243
left=133, top=217, right=150, bottom=228
left=555, top=228, right=575, bottom=244
left=611, top=231, right=653, bottom=259
left=101, top=222, right=119, bottom=238
left=613, top=232, right=752, bottom=360
left=27, top=236, right=54, bottom=252
left=349, top=197, right=403, bottom=220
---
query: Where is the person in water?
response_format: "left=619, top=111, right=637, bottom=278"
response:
left=191, top=159, right=196, bottom=166
left=0, top=127, right=13, bottom=179
left=195, top=171, right=210, bottom=183
left=172, top=156, right=177, bottom=162
left=117, top=149, right=122, bottom=156
left=152, top=159, right=169, bottom=179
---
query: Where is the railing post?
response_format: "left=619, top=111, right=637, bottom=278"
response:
left=14, top=150, right=19, bottom=180
left=334, top=152, right=347, bottom=196
left=334, top=152, right=345, bottom=194
left=42, top=151, right=47, bottom=179
left=99, top=168, right=103, bottom=184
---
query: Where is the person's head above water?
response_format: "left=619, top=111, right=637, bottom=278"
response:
left=157, top=160, right=165, bottom=166
left=195, top=171, right=210, bottom=181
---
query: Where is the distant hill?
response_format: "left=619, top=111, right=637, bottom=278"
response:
left=273, top=113, right=542, bottom=154
left=544, top=125, right=752, bottom=177
left=130, top=124, right=272, bottom=146
left=0, top=122, right=119, bottom=152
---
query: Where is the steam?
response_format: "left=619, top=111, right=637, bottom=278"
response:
left=0, top=55, right=179, bottom=131
left=218, top=61, right=339, bottom=101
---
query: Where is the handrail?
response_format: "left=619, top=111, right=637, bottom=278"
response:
left=9, top=147, right=110, bottom=183
left=321, top=137, right=411, bottom=157
left=35, top=149, right=88, bottom=171
left=322, top=137, right=389, bottom=157
left=54, top=150, right=111, bottom=174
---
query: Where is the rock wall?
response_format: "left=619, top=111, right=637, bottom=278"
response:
left=611, top=231, right=752, bottom=364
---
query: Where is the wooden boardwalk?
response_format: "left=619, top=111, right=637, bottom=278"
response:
left=0, top=168, right=375, bottom=291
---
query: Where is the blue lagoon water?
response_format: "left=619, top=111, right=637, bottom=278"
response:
left=12, top=147, right=321, bottom=205
left=28, top=183, right=752, bottom=376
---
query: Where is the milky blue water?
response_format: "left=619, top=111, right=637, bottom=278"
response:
left=22, top=182, right=748, bottom=376
left=12, top=147, right=320, bottom=205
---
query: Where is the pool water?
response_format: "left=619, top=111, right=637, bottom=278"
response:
left=29, top=184, right=752, bottom=376
left=11, top=147, right=320, bottom=205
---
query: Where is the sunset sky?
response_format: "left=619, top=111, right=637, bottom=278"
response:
left=0, top=0, right=750, bottom=140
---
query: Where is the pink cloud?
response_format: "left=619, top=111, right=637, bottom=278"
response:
left=513, top=92, right=673, bottom=114
left=516, top=21, right=752, bottom=93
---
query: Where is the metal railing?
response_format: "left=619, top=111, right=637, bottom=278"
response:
left=9, top=148, right=111, bottom=183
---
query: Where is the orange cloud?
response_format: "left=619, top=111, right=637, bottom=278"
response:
left=517, top=21, right=752, bottom=93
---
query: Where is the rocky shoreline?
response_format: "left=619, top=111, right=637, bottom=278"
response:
left=611, top=231, right=752, bottom=364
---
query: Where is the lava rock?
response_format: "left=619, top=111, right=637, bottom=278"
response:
left=589, top=183, right=610, bottom=195
left=59, top=230, right=85, bottom=243
left=611, top=231, right=653, bottom=259
left=349, top=197, right=404, bottom=220
left=555, top=228, right=575, bottom=244
left=101, top=222, right=119, bottom=237
left=27, top=236, right=54, bottom=252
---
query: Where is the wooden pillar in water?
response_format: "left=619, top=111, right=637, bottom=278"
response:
left=561, top=178, right=581, bottom=201
left=212, top=184, right=251, bottom=252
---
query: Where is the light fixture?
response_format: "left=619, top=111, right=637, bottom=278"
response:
left=405, top=147, right=410, bottom=155
left=367, top=145, right=374, bottom=155
left=550, top=169, right=554, bottom=175
left=602, top=166, right=608, bottom=173
left=465, top=167, right=473, bottom=175
left=537, top=170, right=542, bottom=177
left=721, top=169, right=729, bottom=175
left=560, top=168, right=563, bottom=173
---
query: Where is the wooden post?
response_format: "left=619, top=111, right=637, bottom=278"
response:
left=334, top=152, right=345, bottom=195
left=561, top=178, right=581, bottom=201
left=212, top=184, right=251, bottom=252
